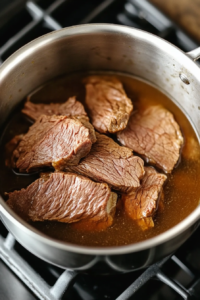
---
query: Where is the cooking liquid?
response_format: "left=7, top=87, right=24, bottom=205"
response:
left=1, top=73, right=200, bottom=247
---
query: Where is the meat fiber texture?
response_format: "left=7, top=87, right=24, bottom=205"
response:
left=65, top=132, right=145, bottom=193
left=117, top=106, right=183, bottom=173
left=122, top=167, right=167, bottom=230
left=11, top=114, right=96, bottom=173
left=84, top=76, right=133, bottom=133
left=22, top=96, right=88, bottom=121
left=7, top=172, right=117, bottom=224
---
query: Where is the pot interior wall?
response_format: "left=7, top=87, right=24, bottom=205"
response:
left=0, top=25, right=200, bottom=140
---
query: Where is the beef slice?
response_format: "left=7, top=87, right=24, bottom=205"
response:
left=10, top=114, right=96, bottom=172
left=84, top=76, right=133, bottom=133
left=22, top=96, right=87, bottom=121
left=117, top=106, right=183, bottom=173
left=65, top=132, right=145, bottom=192
left=7, top=172, right=117, bottom=225
left=122, top=167, right=167, bottom=229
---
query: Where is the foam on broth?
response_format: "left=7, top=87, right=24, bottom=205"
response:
left=1, top=72, right=200, bottom=247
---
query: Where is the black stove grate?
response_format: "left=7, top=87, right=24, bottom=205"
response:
left=1, top=222, right=200, bottom=300
left=0, top=0, right=199, bottom=63
left=0, top=0, right=200, bottom=299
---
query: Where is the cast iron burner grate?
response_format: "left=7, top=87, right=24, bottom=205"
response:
left=1, top=222, right=200, bottom=299
left=0, top=0, right=200, bottom=299
left=0, top=0, right=199, bottom=63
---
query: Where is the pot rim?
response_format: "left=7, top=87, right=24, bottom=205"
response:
left=0, top=23, right=200, bottom=256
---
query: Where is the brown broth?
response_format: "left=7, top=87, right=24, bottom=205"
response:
left=1, top=72, right=200, bottom=247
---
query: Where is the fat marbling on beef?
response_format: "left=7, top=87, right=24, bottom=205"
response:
left=84, top=76, right=133, bottom=133
left=7, top=172, right=117, bottom=225
left=122, top=167, right=167, bottom=230
left=9, top=114, right=96, bottom=172
left=22, top=96, right=87, bottom=121
left=65, top=132, right=145, bottom=192
left=117, top=106, right=183, bottom=173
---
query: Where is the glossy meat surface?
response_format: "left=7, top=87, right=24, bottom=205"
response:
left=117, top=106, right=183, bottom=173
left=122, top=167, right=167, bottom=229
left=65, top=132, right=145, bottom=192
left=22, top=96, right=87, bottom=121
left=7, top=172, right=117, bottom=223
left=11, top=115, right=96, bottom=172
left=85, top=76, right=133, bottom=133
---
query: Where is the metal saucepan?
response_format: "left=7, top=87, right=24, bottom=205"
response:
left=0, top=24, right=200, bottom=275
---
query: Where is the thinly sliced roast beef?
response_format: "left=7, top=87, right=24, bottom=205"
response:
left=10, top=114, right=96, bottom=172
left=22, top=96, right=88, bottom=121
left=65, top=132, right=145, bottom=192
left=84, top=76, right=133, bottom=133
left=122, top=167, right=167, bottom=230
left=7, top=172, right=117, bottom=225
left=117, top=106, right=184, bottom=173
left=136, top=192, right=165, bottom=231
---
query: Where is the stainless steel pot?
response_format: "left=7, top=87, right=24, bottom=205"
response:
left=0, top=24, right=200, bottom=275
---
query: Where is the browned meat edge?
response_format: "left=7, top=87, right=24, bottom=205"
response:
left=122, top=166, right=167, bottom=230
